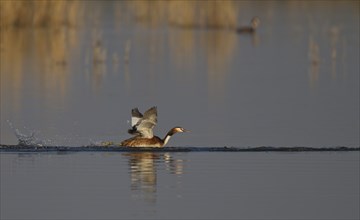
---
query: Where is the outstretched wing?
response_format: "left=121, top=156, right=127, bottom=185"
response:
left=131, top=108, right=143, bottom=127
left=128, top=106, right=157, bottom=138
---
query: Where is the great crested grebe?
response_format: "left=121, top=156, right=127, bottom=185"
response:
left=236, top=17, right=260, bottom=33
left=121, top=106, right=187, bottom=147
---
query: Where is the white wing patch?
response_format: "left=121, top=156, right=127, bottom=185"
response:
left=130, top=108, right=143, bottom=127
left=128, top=106, right=157, bottom=138
left=131, top=117, right=141, bottom=127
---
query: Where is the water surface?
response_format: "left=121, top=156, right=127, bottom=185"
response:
left=1, top=152, right=359, bottom=219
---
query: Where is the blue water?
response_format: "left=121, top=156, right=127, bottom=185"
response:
left=1, top=152, right=359, bottom=219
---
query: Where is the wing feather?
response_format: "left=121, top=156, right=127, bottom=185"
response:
left=127, top=106, right=157, bottom=138
left=131, top=108, right=143, bottom=126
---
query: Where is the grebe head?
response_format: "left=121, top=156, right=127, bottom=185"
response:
left=251, top=17, right=260, bottom=29
left=172, top=127, right=188, bottom=133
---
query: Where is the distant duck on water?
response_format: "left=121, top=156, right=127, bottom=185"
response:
left=121, top=106, right=188, bottom=147
left=236, top=17, right=260, bottom=33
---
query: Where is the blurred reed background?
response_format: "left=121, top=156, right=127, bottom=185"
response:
left=1, top=0, right=359, bottom=146
left=0, top=0, right=241, bottom=93
left=1, top=0, right=84, bottom=103
left=0, top=0, right=83, bottom=27
left=130, top=0, right=238, bottom=28
left=1, top=0, right=239, bottom=28
left=1, top=0, right=358, bottom=91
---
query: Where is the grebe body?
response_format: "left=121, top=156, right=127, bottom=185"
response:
left=236, top=17, right=260, bottom=33
left=121, top=107, right=187, bottom=147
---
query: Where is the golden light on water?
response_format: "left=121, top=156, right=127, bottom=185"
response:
left=1, top=0, right=241, bottom=94
left=0, top=0, right=358, bottom=104
left=0, top=0, right=358, bottom=149
left=123, top=152, right=184, bottom=203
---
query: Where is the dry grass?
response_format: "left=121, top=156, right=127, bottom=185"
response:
left=0, top=0, right=240, bottom=95
left=0, top=0, right=83, bottom=27
left=1, top=1, right=239, bottom=28
left=127, top=0, right=239, bottom=28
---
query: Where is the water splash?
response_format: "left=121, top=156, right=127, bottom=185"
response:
left=89, top=139, right=104, bottom=146
left=7, top=120, right=50, bottom=146
left=89, top=139, right=116, bottom=147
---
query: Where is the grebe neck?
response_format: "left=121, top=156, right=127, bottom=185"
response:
left=162, top=128, right=178, bottom=146
left=162, top=134, right=172, bottom=146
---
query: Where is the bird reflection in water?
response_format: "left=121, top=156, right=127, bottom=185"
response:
left=122, top=152, right=184, bottom=203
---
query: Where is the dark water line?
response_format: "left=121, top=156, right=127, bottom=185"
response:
left=0, top=145, right=359, bottom=153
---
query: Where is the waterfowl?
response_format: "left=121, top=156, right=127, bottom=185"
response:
left=121, top=106, right=187, bottom=147
left=236, top=17, right=260, bottom=33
